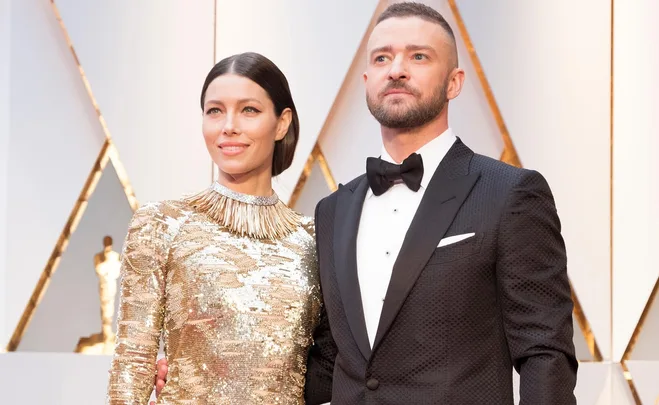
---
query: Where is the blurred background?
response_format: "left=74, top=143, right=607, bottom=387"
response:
left=0, top=0, right=658, bottom=403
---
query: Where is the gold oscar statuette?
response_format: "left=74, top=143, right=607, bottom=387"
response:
left=75, top=236, right=121, bottom=354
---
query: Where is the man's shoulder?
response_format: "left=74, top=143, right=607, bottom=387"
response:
left=471, top=151, right=542, bottom=182
left=314, top=173, right=366, bottom=214
left=469, top=151, right=553, bottom=194
left=341, top=173, right=368, bottom=192
left=471, top=152, right=521, bottom=175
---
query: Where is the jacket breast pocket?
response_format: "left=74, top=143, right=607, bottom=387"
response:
left=426, top=232, right=483, bottom=265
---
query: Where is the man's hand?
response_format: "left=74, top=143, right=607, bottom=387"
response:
left=149, top=358, right=168, bottom=405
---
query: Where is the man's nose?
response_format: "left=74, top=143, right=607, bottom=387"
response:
left=388, top=57, right=409, bottom=81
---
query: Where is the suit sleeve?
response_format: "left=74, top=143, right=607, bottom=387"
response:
left=496, top=170, right=578, bottom=405
left=304, top=199, right=338, bottom=405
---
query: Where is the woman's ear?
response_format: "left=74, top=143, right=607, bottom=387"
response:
left=275, top=108, right=292, bottom=141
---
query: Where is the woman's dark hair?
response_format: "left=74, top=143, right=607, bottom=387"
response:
left=200, top=52, right=299, bottom=177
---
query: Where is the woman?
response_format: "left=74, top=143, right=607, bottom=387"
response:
left=106, top=52, right=321, bottom=404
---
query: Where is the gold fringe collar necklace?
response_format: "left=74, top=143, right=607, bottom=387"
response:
left=185, top=182, right=301, bottom=240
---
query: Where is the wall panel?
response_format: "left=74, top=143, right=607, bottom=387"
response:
left=6, top=0, right=106, bottom=347
left=612, top=0, right=659, bottom=362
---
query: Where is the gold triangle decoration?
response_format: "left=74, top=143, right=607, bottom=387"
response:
left=48, top=0, right=137, bottom=211
left=622, top=277, right=659, bottom=360
left=6, top=141, right=114, bottom=351
left=620, top=276, right=659, bottom=405
left=288, top=142, right=337, bottom=208
left=572, top=285, right=603, bottom=361
left=620, top=362, right=643, bottom=405
left=5, top=0, right=139, bottom=351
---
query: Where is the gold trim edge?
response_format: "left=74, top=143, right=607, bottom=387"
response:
left=622, top=277, right=659, bottom=362
left=50, top=0, right=138, bottom=211
left=315, top=145, right=338, bottom=192
left=287, top=145, right=319, bottom=209
left=571, top=286, right=603, bottom=362
left=620, top=362, right=643, bottom=405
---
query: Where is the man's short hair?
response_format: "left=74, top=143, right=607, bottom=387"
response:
left=376, top=2, right=456, bottom=44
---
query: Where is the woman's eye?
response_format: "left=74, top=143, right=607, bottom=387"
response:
left=244, top=106, right=260, bottom=113
left=206, top=107, right=221, bottom=115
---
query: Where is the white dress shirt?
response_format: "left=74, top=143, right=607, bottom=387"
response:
left=356, top=128, right=457, bottom=347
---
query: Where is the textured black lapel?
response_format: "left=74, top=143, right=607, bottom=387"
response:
left=333, top=176, right=372, bottom=360
left=372, top=140, right=481, bottom=350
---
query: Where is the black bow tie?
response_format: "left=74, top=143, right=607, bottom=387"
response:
left=366, top=153, right=424, bottom=196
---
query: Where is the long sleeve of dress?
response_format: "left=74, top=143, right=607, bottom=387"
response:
left=106, top=202, right=176, bottom=404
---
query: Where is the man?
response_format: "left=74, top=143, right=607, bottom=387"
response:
left=154, top=2, right=578, bottom=404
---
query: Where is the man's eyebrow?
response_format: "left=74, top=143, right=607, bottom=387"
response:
left=370, top=45, right=393, bottom=57
left=369, top=44, right=435, bottom=57
left=405, top=44, right=434, bottom=53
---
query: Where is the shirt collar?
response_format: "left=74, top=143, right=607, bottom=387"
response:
left=378, top=127, right=457, bottom=190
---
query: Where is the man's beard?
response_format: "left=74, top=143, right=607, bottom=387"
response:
left=367, top=80, right=447, bottom=129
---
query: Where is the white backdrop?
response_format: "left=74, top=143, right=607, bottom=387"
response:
left=0, top=0, right=10, bottom=349
left=1, top=0, right=658, bottom=403
left=612, top=0, right=659, bottom=363
left=611, top=3, right=659, bottom=402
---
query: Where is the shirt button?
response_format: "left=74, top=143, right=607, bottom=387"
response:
left=385, top=251, right=390, bottom=256
left=393, top=208, right=398, bottom=213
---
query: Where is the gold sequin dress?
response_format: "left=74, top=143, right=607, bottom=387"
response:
left=106, top=182, right=321, bottom=404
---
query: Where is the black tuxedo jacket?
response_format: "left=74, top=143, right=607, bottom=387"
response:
left=304, top=138, right=577, bottom=405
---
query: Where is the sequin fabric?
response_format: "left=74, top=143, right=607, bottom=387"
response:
left=106, top=183, right=321, bottom=405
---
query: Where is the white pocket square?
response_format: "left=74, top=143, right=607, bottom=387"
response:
left=437, top=233, right=475, bottom=247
